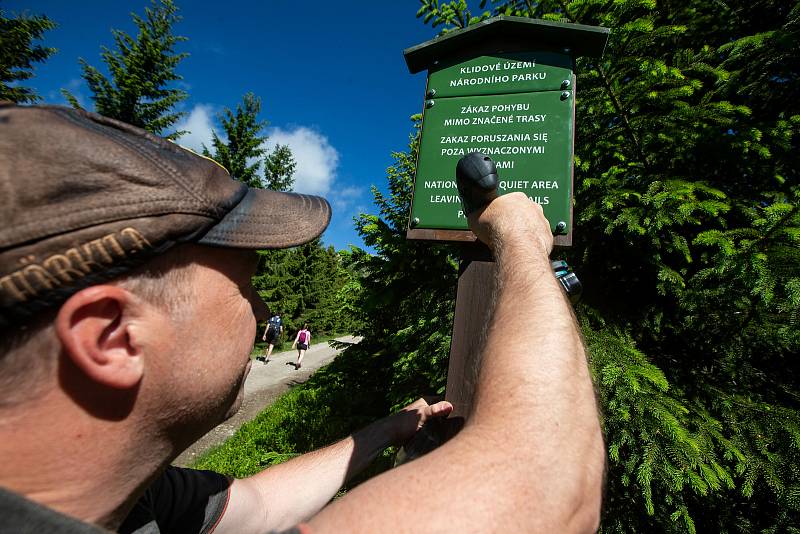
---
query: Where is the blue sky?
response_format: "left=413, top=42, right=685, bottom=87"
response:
left=6, top=0, right=450, bottom=251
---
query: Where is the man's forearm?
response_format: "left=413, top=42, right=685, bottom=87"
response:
left=470, top=235, right=604, bottom=526
left=473, top=235, right=595, bottom=430
left=217, top=416, right=398, bottom=533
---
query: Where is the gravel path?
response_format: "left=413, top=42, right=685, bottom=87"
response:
left=173, top=336, right=361, bottom=467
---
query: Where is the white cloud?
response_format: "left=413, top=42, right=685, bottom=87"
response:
left=330, top=185, right=363, bottom=211
left=336, top=186, right=362, bottom=200
left=174, top=104, right=218, bottom=154
left=264, top=126, right=339, bottom=196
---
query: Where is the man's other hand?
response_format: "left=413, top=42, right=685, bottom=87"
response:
left=388, top=398, right=453, bottom=446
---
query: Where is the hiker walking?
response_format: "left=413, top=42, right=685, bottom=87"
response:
left=292, top=323, right=311, bottom=369
left=260, top=312, right=283, bottom=362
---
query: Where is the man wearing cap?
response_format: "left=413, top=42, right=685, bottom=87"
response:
left=0, top=104, right=604, bottom=533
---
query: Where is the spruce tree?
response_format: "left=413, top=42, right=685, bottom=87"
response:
left=412, top=1, right=800, bottom=531
left=212, top=96, right=301, bottom=327
left=251, top=238, right=362, bottom=338
left=350, top=117, right=459, bottom=408
left=63, top=0, right=188, bottom=138
left=0, top=7, right=56, bottom=103
left=264, top=144, right=297, bottom=191
left=252, top=247, right=303, bottom=335
left=331, top=249, right=367, bottom=334
left=302, top=244, right=352, bottom=334
left=202, top=92, right=269, bottom=188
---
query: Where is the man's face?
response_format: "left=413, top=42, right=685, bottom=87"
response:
left=145, top=246, right=266, bottom=444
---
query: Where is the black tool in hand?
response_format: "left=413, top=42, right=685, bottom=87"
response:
left=455, top=152, right=499, bottom=217
left=455, top=151, right=583, bottom=303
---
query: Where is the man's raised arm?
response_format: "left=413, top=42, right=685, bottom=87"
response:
left=309, top=193, right=605, bottom=533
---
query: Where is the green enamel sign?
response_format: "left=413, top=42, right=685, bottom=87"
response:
left=404, top=16, right=609, bottom=245
left=410, top=52, right=575, bottom=235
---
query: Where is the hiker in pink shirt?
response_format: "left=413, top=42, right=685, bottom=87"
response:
left=292, top=323, right=311, bottom=369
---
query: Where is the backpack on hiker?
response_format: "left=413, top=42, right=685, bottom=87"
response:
left=267, top=316, right=281, bottom=338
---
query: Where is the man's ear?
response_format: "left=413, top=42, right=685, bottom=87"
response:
left=55, top=285, right=145, bottom=389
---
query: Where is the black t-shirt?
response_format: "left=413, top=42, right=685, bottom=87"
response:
left=119, top=467, right=230, bottom=534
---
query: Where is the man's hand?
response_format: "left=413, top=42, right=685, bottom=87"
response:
left=467, top=192, right=553, bottom=257
left=218, top=398, right=453, bottom=533
left=386, top=398, right=453, bottom=447
left=262, top=335, right=266, bottom=341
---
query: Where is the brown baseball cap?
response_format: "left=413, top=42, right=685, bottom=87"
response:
left=0, top=103, right=331, bottom=326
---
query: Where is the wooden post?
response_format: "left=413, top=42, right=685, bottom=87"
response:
left=396, top=254, right=495, bottom=463
left=445, top=256, right=497, bottom=420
